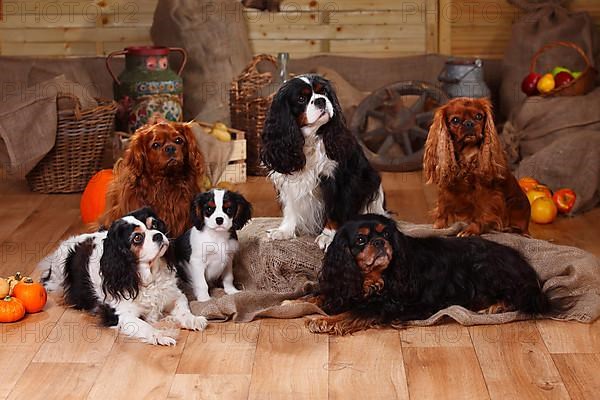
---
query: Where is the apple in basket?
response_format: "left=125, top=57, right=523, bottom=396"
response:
left=521, top=73, right=542, bottom=96
left=554, top=71, right=575, bottom=88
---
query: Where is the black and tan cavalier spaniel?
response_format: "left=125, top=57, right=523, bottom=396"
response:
left=260, top=74, right=386, bottom=250
left=302, top=214, right=554, bottom=335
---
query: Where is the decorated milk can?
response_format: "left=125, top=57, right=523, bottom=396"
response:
left=106, top=46, right=187, bottom=132
left=438, top=58, right=491, bottom=98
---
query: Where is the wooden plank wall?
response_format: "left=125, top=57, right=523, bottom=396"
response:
left=1, top=0, right=599, bottom=58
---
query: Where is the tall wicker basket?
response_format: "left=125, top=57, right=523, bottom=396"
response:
left=26, top=95, right=117, bottom=193
left=230, top=54, right=277, bottom=176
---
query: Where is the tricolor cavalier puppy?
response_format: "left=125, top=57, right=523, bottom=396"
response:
left=174, top=189, right=252, bottom=302
left=424, top=97, right=530, bottom=236
left=304, top=214, right=552, bottom=335
left=260, top=74, right=386, bottom=250
left=39, top=208, right=207, bottom=346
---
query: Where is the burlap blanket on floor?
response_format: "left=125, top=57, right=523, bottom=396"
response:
left=190, top=218, right=600, bottom=326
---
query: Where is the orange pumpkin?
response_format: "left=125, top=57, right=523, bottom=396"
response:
left=0, top=296, right=26, bottom=323
left=80, top=169, right=114, bottom=224
left=12, top=278, right=47, bottom=313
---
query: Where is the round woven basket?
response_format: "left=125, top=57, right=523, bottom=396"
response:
left=230, top=54, right=277, bottom=176
left=530, top=41, right=597, bottom=97
left=26, top=95, right=117, bottom=193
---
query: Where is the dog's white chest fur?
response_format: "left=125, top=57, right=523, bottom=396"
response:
left=183, top=227, right=240, bottom=302
left=270, top=136, right=337, bottom=235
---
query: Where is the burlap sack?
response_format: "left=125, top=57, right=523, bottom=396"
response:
left=191, top=218, right=600, bottom=325
left=150, top=0, right=252, bottom=123
left=499, top=0, right=600, bottom=119
left=515, top=130, right=600, bottom=214
left=0, top=75, right=96, bottom=178
left=501, top=87, right=600, bottom=213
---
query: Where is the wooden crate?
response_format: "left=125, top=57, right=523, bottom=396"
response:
left=195, top=121, right=247, bottom=184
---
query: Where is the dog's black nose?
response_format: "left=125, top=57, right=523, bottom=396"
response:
left=463, top=120, right=474, bottom=129
left=152, top=233, right=163, bottom=243
left=372, top=238, right=385, bottom=248
left=313, top=97, right=326, bottom=109
left=215, top=217, right=224, bottom=225
left=165, top=145, right=176, bottom=155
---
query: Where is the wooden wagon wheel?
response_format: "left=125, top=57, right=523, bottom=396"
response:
left=350, top=81, right=449, bottom=172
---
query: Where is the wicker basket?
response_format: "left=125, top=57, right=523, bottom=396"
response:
left=230, top=54, right=277, bottom=176
left=26, top=95, right=117, bottom=193
left=530, top=41, right=597, bottom=97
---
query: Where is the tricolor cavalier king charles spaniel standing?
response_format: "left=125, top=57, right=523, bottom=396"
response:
left=423, top=97, right=530, bottom=236
left=174, top=189, right=252, bottom=302
left=302, top=214, right=554, bottom=335
left=261, top=74, right=386, bottom=249
left=40, top=208, right=207, bottom=346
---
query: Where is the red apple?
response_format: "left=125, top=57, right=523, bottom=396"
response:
left=552, top=188, right=576, bottom=214
left=554, top=71, right=574, bottom=88
left=521, top=73, right=542, bottom=96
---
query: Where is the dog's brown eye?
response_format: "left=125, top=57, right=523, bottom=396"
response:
left=174, top=137, right=184, bottom=145
left=355, top=236, right=367, bottom=246
left=474, top=113, right=483, bottom=121
left=132, top=233, right=144, bottom=245
left=151, top=142, right=161, bottom=149
left=450, top=117, right=460, bottom=124
left=298, top=95, right=307, bottom=104
left=382, top=231, right=390, bottom=239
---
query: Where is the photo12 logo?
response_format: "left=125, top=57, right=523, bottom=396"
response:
left=1, top=1, right=139, bottom=24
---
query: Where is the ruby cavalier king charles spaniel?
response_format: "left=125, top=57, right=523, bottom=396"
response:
left=423, top=97, right=530, bottom=236
left=100, top=121, right=205, bottom=238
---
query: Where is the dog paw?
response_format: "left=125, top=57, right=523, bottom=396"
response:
left=267, top=228, right=295, bottom=241
left=150, top=332, right=177, bottom=346
left=306, top=318, right=332, bottom=334
left=187, top=316, right=208, bottom=331
left=194, top=292, right=211, bottom=302
left=457, top=224, right=481, bottom=237
left=363, top=280, right=384, bottom=296
left=224, top=286, right=240, bottom=295
left=315, top=230, right=335, bottom=250
left=433, top=219, right=447, bottom=229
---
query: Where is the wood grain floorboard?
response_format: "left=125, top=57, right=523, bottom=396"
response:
left=0, top=173, right=598, bottom=399
left=328, top=329, right=409, bottom=400
left=470, top=322, right=571, bottom=399
left=247, top=319, right=328, bottom=400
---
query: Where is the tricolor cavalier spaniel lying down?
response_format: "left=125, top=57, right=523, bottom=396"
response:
left=40, top=208, right=207, bottom=346
left=261, top=74, right=387, bottom=250
left=301, top=214, right=557, bottom=335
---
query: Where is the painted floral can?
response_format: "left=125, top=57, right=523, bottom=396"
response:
left=106, top=46, right=187, bottom=132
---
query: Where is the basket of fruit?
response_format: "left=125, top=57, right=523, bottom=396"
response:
left=521, top=41, right=597, bottom=97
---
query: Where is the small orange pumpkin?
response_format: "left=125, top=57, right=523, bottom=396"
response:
left=12, top=278, right=47, bottom=313
left=0, top=296, right=26, bottom=323
left=80, top=169, right=114, bottom=224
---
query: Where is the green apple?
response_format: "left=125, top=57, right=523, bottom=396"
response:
left=551, top=66, right=571, bottom=76
left=572, top=71, right=582, bottom=79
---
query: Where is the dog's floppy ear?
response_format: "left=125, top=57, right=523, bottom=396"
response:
left=229, top=191, right=252, bottom=231
left=99, top=219, right=140, bottom=301
left=124, top=124, right=152, bottom=178
left=423, top=105, right=457, bottom=186
left=176, top=123, right=205, bottom=179
left=260, top=84, right=306, bottom=174
left=475, top=99, right=507, bottom=180
left=317, top=76, right=356, bottom=162
left=190, top=192, right=212, bottom=230
left=318, top=226, right=364, bottom=314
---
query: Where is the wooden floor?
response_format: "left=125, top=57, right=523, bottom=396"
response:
left=0, top=172, right=599, bottom=400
